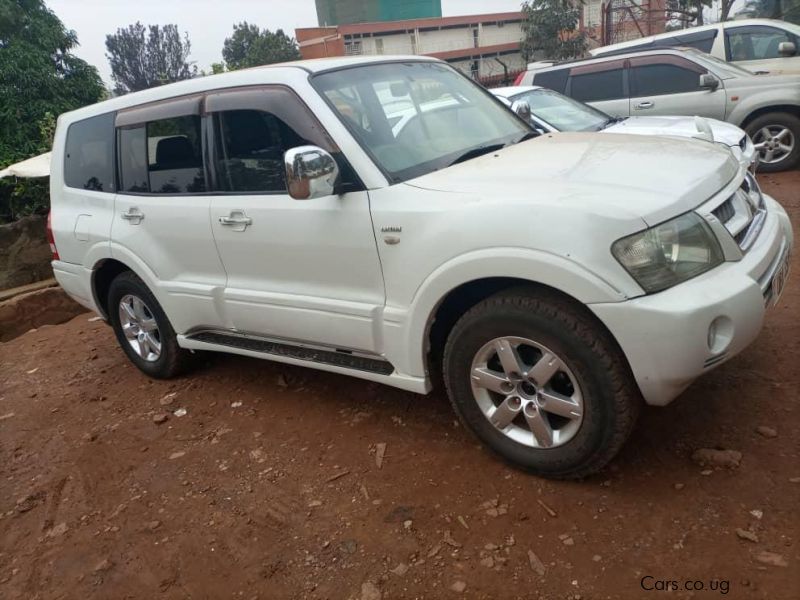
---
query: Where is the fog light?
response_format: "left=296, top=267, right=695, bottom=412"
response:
left=707, top=316, right=734, bottom=354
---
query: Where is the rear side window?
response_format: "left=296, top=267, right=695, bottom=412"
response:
left=117, top=115, right=206, bottom=194
left=569, top=67, right=624, bottom=102
left=532, top=68, right=569, bottom=94
left=64, top=112, right=115, bottom=192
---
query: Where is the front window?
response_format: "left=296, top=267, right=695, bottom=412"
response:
left=511, top=89, right=609, bottom=132
left=312, top=62, right=530, bottom=182
left=726, top=25, right=799, bottom=62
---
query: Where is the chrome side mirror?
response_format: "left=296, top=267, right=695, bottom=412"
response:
left=284, top=146, right=339, bottom=200
left=699, top=73, right=720, bottom=90
left=511, top=99, right=532, bottom=122
left=778, top=41, right=796, bottom=57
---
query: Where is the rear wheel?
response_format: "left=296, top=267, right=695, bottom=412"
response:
left=107, top=271, right=191, bottom=379
left=747, top=112, right=800, bottom=173
left=442, top=288, right=641, bottom=479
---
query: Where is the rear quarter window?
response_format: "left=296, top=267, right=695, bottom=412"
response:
left=64, top=112, right=115, bottom=192
left=532, top=69, right=569, bottom=94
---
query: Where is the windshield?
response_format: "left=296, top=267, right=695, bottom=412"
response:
left=510, top=88, right=610, bottom=132
left=311, top=62, right=530, bottom=182
left=682, top=49, right=755, bottom=78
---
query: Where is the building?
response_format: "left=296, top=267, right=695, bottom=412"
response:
left=296, top=12, right=525, bottom=86
left=315, top=0, right=442, bottom=26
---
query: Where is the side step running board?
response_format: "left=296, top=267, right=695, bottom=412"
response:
left=188, top=331, right=395, bottom=375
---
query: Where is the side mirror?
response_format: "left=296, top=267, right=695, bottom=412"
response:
left=511, top=99, right=532, bottom=122
left=284, top=146, right=339, bottom=200
left=778, top=41, right=797, bottom=57
left=699, top=73, right=720, bottom=91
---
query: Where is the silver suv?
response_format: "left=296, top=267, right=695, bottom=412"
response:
left=519, top=47, right=800, bottom=172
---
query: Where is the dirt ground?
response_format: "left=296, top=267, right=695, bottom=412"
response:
left=1, top=172, right=799, bottom=600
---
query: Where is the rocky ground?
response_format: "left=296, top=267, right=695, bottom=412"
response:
left=1, top=172, right=798, bottom=600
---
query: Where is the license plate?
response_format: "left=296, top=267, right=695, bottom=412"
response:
left=768, top=250, right=791, bottom=306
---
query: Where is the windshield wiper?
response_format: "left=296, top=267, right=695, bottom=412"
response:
left=601, top=116, right=627, bottom=129
left=514, top=131, right=539, bottom=143
left=448, top=143, right=506, bottom=166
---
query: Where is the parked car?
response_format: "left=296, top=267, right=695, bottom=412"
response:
left=590, top=18, right=800, bottom=75
left=49, top=56, right=793, bottom=479
left=518, top=47, right=800, bottom=171
left=492, top=84, right=757, bottom=169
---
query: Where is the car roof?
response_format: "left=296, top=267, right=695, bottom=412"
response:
left=491, top=85, right=542, bottom=97
left=590, top=18, right=792, bottom=56
left=59, top=55, right=439, bottom=124
left=529, top=46, right=706, bottom=72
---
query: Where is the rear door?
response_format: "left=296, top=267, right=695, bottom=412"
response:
left=628, top=54, right=726, bottom=120
left=206, top=86, right=385, bottom=353
left=111, top=96, right=228, bottom=333
left=566, top=60, right=629, bottom=117
left=723, top=24, right=800, bottom=74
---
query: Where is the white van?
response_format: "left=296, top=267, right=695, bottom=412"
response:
left=591, top=18, right=800, bottom=75
left=49, top=56, right=793, bottom=478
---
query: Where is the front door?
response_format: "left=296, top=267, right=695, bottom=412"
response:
left=724, top=24, right=800, bottom=75
left=111, top=98, right=228, bottom=333
left=205, top=86, right=385, bottom=353
left=627, top=55, right=727, bottom=120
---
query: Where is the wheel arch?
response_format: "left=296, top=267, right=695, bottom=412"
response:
left=739, top=104, right=800, bottom=130
left=389, top=248, right=632, bottom=383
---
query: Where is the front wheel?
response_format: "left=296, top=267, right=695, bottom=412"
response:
left=747, top=112, right=800, bottom=173
left=442, top=288, right=641, bottom=479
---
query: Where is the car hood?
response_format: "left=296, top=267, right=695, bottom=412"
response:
left=725, top=72, right=800, bottom=90
left=408, top=132, right=740, bottom=226
left=604, top=116, right=744, bottom=147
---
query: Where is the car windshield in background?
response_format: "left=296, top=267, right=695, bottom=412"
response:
left=312, top=62, right=530, bottom=182
left=512, top=89, right=610, bottom=132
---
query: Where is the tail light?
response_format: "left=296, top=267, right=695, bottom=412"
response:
left=513, top=72, right=525, bottom=86
left=46, top=211, right=60, bottom=260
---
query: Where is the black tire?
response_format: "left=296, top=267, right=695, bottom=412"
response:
left=746, top=112, right=800, bottom=173
left=107, top=271, right=191, bottom=379
left=442, top=287, right=641, bottom=479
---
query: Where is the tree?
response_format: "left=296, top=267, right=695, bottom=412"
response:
left=521, top=0, right=587, bottom=62
left=0, top=0, right=104, bottom=221
left=741, top=0, right=800, bottom=23
left=222, top=22, right=300, bottom=71
left=105, top=22, right=197, bottom=94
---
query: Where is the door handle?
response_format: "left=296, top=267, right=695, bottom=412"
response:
left=218, top=211, right=252, bottom=231
left=634, top=101, right=654, bottom=110
left=121, top=208, right=144, bottom=224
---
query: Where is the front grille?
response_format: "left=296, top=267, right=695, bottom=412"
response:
left=712, top=198, right=736, bottom=223
left=713, top=175, right=765, bottom=252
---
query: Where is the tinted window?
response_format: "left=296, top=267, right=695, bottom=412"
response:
left=147, top=116, right=205, bottom=193
left=532, top=68, right=569, bottom=94
left=726, top=25, right=797, bottom=61
left=631, top=64, right=702, bottom=96
left=213, top=110, right=305, bottom=193
left=118, top=127, right=148, bottom=192
left=570, top=69, right=624, bottom=102
left=675, top=30, right=717, bottom=53
left=64, top=112, right=115, bottom=192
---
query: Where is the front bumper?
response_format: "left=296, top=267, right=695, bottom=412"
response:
left=590, top=194, right=792, bottom=406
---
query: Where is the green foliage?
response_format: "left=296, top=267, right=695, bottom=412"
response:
left=521, top=0, right=587, bottom=62
left=222, top=22, right=300, bottom=71
left=0, top=0, right=104, bottom=222
left=105, top=22, right=197, bottom=94
left=741, top=0, right=800, bottom=23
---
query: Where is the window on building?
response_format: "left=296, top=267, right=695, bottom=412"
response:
left=345, top=40, right=362, bottom=55
left=410, top=33, right=418, bottom=54
left=212, top=110, right=305, bottom=193
left=569, top=66, right=624, bottom=102
left=630, top=56, right=705, bottom=96
left=726, top=25, right=798, bottom=61
left=64, top=112, right=115, bottom=192
left=472, top=28, right=479, bottom=48
left=375, top=38, right=384, bottom=55
left=470, top=60, right=480, bottom=79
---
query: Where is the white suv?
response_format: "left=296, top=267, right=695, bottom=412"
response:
left=50, top=56, right=793, bottom=479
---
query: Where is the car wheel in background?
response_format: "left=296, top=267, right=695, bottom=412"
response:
left=747, top=112, right=800, bottom=173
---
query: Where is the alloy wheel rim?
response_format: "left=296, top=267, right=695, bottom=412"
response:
left=470, top=336, right=584, bottom=449
left=118, top=294, right=161, bottom=362
left=753, top=125, right=794, bottom=164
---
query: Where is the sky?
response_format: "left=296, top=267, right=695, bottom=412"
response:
left=48, top=0, right=524, bottom=86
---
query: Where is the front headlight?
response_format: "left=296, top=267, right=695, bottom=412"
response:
left=611, top=212, right=724, bottom=293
